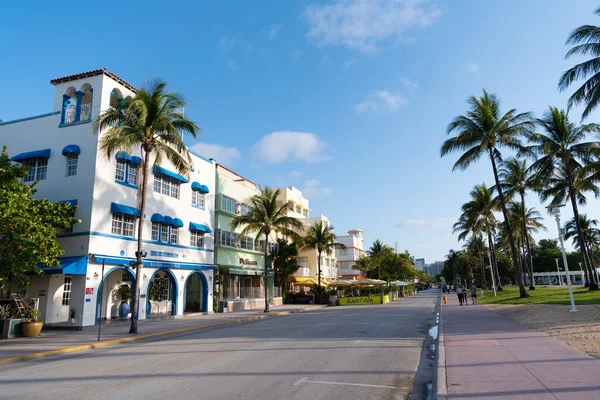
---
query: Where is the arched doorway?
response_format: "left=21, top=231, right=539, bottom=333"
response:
left=146, top=269, right=178, bottom=318
left=184, top=272, right=209, bottom=313
left=96, top=267, right=135, bottom=324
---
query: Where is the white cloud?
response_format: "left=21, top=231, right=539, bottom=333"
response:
left=343, top=58, right=357, bottom=67
left=218, top=35, right=240, bottom=52
left=290, top=170, right=302, bottom=177
left=399, top=77, right=419, bottom=94
left=466, top=63, right=480, bottom=73
left=190, top=143, right=242, bottom=166
left=394, top=218, right=454, bottom=228
left=226, top=59, right=240, bottom=71
left=302, top=179, right=332, bottom=197
left=356, top=90, right=408, bottom=113
left=252, top=131, right=330, bottom=163
left=265, top=24, right=283, bottom=40
left=304, top=0, right=441, bottom=53
left=291, top=49, right=303, bottom=61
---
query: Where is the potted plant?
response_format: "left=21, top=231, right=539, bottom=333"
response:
left=0, top=304, right=23, bottom=339
left=21, top=308, right=43, bottom=337
left=117, top=285, right=132, bottom=318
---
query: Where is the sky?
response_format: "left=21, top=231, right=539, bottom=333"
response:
left=2, top=0, right=600, bottom=262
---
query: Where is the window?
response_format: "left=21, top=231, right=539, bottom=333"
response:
left=303, top=210, right=309, bottom=217
left=240, top=204, right=253, bottom=216
left=152, top=222, right=159, bottom=241
left=115, top=160, right=126, bottom=181
left=160, top=224, right=169, bottom=242
left=218, top=230, right=237, bottom=247
left=154, top=174, right=180, bottom=199
left=339, top=249, right=348, bottom=256
left=170, top=228, right=178, bottom=244
left=190, top=231, right=205, bottom=248
left=192, top=191, right=205, bottom=208
left=122, top=273, right=130, bottom=282
left=297, top=257, right=308, bottom=268
left=255, top=239, right=265, bottom=252
left=153, top=223, right=177, bottom=243
left=62, top=276, right=72, bottom=306
left=152, top=275, right=172, bottom=301
left=66, top=155, right=78, bottom=177
left=128, top=165, right=138, bottom=186
left=239, top=236, right=254, bottom=250
left=111, top=213, right=135, bottom=237
left=22, top=158, right=48, bottom=182
left=221, top=195, right=236, bottom=214
left=116, top=159, right=138, bottom=187
left=296, top=205, right=301, bottom=214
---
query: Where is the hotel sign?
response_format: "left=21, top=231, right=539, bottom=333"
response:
left=239, top=258, right=258, bottom=266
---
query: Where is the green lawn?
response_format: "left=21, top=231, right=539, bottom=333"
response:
left=476, top=285, right=600, bottom=305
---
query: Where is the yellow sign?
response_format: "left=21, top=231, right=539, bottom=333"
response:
left=339, top=295, right=390, bottom=305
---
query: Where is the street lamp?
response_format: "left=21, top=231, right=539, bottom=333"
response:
left=554, top=258, right=562, bottom=286
left=486, top=250, right=496, bottom=297
left=547, top=204, right=577, bottom=312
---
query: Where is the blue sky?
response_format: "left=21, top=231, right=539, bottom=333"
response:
left=2, top=0, right=600, bottom=262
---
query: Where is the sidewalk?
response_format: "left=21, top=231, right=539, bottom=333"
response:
left=0, top=304, right=323, bottom=364
left=441, top=291, right=600, bottom=399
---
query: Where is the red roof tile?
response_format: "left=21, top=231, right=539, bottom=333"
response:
left=50, top=68, right=137, bottom=92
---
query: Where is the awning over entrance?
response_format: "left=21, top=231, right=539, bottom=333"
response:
left=41, top=256, right=87, bottom=275
left=226, top=267, right=264, bottom=276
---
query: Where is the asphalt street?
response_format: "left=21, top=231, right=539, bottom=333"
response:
left=0, top=290, right=439, bottom=400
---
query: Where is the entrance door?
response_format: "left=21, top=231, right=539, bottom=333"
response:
left=185, top=273, right=203, bottom=312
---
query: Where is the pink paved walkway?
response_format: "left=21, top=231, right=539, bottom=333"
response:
left=442, top=291, right=600, bottom=399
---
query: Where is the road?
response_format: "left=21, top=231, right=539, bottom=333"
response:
left=0, top=290, right=439, bottom=400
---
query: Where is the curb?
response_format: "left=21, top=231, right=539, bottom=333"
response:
left=436, top=294, right=448, bottom=399
left=0, top=305, right=326, bottom=366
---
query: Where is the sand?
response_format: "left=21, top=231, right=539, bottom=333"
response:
left=489, top=303, right=600, bottom=358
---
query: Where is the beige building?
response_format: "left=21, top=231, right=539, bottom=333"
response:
left=335, top=229, right=366, bottom=280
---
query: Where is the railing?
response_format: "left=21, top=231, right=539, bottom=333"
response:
left=272, top=286, right=282, bottom=298
left=225, top=287, right=263, bottom=300
left=80, top=103, right=92, bottom=121
left=64, top=106, right=76, bottom=124
left=294, top=268, right=311, bottom=277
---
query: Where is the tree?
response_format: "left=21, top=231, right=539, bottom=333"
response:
left=529, top=107, right=600, bottom=289
left=352, top=255, right=374, bottom=277
left=300, top=221, right=346, bottom=303
left=441, top=90, right=534, bottom=298
left=0, top=146, right=79, bottom=290
left=367, top=240, right=394, bottom=279
left=380, top=252, right=416, bottom=281
left=231, top=187, right=304, bottom=312
left=564, top=214, right=600, bottom=276
left=94, top=79, right=200, bottom=333
left=559, top=7, right=600, bottom=121
left=271, top=238, right=300, bottom=302
left=499, top=158, right=539, bottom=289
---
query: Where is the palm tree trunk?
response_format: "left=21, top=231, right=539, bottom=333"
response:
left=520, top=193, right=535, bottom=289
left=264, top=233, right=271, bottom=312
left=567, top=177, right=599, bottom=290
left=477, top=246, right=487, bottom=288
left=489, top=149, right=528, bottom=297
left=317, top=250, right=322, bottom=304
left=584, top=240, right=596, bottom=285
left=129, top=150, right=150, bottom=334
left=487, top=229, right=502, bottom=290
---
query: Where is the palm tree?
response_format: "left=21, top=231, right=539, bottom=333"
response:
left=453, top=213, right=487, bottom=288
left=441, top=90, right=534, bottom=297
left=94, top=79, right=200, bottom=334
left=300, top=221, right=346, bottom=303
left=559, top=7, right=600, bottom=121
left=529, top=107, right=600, bottom=290
left=231, top=187, right=304, bottom=312
left=565, top=214, right=600, bottom=281
left=464, top=235, right=486, bottom=286
left=499, top=158, right=538, bottom=289
left=367, top=240, right=394, bottom=280
left=456, top=184, right=502, bottom=290
left=353, top=255, right=374, bottom=278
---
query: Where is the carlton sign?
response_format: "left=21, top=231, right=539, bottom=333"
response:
left=239, top=258, right=258, bottom=266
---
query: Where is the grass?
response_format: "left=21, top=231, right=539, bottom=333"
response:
left=476, top=285, right=600, bottom=305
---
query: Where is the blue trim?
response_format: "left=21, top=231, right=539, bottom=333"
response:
left=74, top=91, right=84, bottom=122
left=40, top=256, right=88, bottom=275
left=95, top=266, right=136, bottom=325
left=188, top=150, right=215, bottom=164
left=59, top=119, right=91, bottom=128
left=146, top=268, right=179, bottom=318
left=61, top=231, right=215, bottom=252
left=91, top=253, right=215, bottom=269
left=115, top=180, right=138, bottom=189
left=110, top=202, right=140, bottom=217
left=12, top=148, right=51, bottom=161
left=184, top=272, right=209, bottom=313
left=130, top=156, right=142, bottom=166
left=173, top=218, right=184, bottom=228
left=189, top=222, right=212, bottom=233
left=153, top=165, right=189, bottom=183
left=192, top=205, right=206, bottom=211
left=191, top=182, right=210, bottom=193
left=115, top=151, right=131, bottom=161
left=62, top=144, right=81, bottom=156
left=151, top=213, right=164, bottom=223
left=0, top=111, right=60, bottom=127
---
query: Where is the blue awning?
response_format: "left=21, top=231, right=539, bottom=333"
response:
left=189, top=222, right=212, bottom=233
left=115, top=151, right=131, bottom=161
left=173, top=218, right=184, bottom=228
left=12, top=148, right=51, bottom=161
left=61, top=199, right=78, bottom=207
left=191, top=182, right=209, bottom=193
left=130, top=156, right=142, bottom=166
left=110, top=202, right=140, bottom=217
left=151, top=213, right=164, bottom=223
left=41, top=256, right=87, bottom=275
left=153, top=165, right=189, bottom=183
left=62, top=145, right=81, bottom=156
left=163, top=216, right=174, bottom=226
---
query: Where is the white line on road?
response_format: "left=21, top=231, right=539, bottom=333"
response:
left=293, top=377, right=410, bottom=390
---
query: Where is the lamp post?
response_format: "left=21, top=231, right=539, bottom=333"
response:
left=579, top=262, right=585, bottom=286
left=555, top=258, right=562, bottom=286
left=486, top=250, right=496, bottom=297
left=547, top=204, right=577, bottom=312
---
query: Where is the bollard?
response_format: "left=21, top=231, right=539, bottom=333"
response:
left=443, top=295, right=448, bottom=304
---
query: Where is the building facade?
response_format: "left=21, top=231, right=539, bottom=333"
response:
left=0, top=69, right=216, bottom=327
left=415, top=258, right=426, bottom=271
left=335, top=229, right=366, bottom=280
left=213, top=165, right=280, bottom=311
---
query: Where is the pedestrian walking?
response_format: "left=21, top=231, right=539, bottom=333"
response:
left=470, top=282, right=478, bottom=305
left=456, top=286, right=464, bottom=305
left=446, top=284, right=450, bottom=293
left=450, top=284, right=454, bottom=292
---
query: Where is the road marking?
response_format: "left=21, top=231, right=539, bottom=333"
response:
left=293, top=376, right=409, bottom=390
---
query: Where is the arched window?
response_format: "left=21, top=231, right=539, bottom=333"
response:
left=60, top=84, right=93, bottom=126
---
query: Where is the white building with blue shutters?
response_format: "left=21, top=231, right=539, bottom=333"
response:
left=0, top=69, right=216, bottom=327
